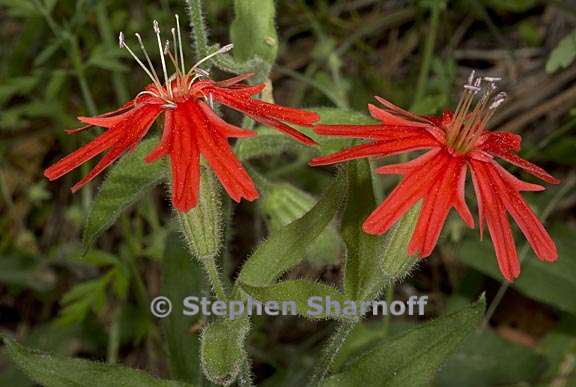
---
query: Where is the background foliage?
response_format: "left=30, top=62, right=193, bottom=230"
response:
left=0, top=0, right=575, bottom=386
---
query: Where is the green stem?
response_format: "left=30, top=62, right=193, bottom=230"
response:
left=203, top=257, right=227, bottom=301
left=310, top=321, right=356, bottom=386
left=412, top=3, right=441, bottom=108
left=185, top=0, right=210, bottom=60
left=106, top=308, right=121, bottom=364
left=382, top=286, right=395, bottom=336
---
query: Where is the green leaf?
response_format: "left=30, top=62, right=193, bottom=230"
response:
left=458, top=223, right=576, bottom=314
left=342, top=160, right=418, bottom=301
left=230, top=0, right=278, bottom=64
left=237, top=170, right=347, bottom=287
left=321, top=298, right=485, bottom=387
left=341, top=159, right=383, bottom=300
left=176, top=167, right=223, bottom=260
left=82, top=138, right=165, bottom=251
left=240, top=280, right=353, bottom=320
left=200, top=318, right=250, bottom=386
left=259, top=181, right=343, bottom=266
left=546, top=30, right=576, bottom=73
left=436, top=330, right=546, bottom=386
left=161, top=234, right=206, bottom=384
left=3, top=337, right=193, bottom=387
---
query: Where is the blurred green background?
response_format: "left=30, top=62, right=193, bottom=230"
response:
left=0, top=0, right=575, bottom=386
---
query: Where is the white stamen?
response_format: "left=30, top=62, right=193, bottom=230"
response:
left=489, top=92, right=507, bottom=109
left=464, top=85, right=481, bottom=93
left=484, top=76, right=501, bottom=82
left=135, top=33, right=160, bottom=84
left=164, top=40, right=170, bottom=55
left=175, top=15, right=185, bottom=74
left=119, top=32, right=162, bottom=89
left=171, top=28, right=179, bottom=71
left=190, top=43, right=234, bottom=72
left=196, top=68, right=210, bottom=77
left=153, top=20, right=172, bottom=98
left=119, top=32, right=125, bottom=48
left=467, top=70, right=476, bottom=85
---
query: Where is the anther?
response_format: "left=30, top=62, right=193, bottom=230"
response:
left=119, top=32, right=125, bottom=48
left=467, top=70, right=476, bottom=85
left=464, top=85, right=481, bottom=93
left=489, top=92, right=507, bottom=109
left=153, top=20, right=160, bottom=34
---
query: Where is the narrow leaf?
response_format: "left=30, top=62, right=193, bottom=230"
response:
left=83, top=138, right=165, bottom=250
left=260, top=181, right=343, bottom=265
left=322, top=298, right=485, bottom=387
left=3, top=337, right=193, bottom=387
left=237, top=170, right=347, bottom=287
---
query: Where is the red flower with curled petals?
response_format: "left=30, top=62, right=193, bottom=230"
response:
left=44, top=18, right=318, bottom=212
left=310, top=72, right=559, bottom=281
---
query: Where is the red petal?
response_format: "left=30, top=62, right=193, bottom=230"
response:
left=210, top=88, right=320, bottom=126
left=145, top=110, right=174, bottom=163
left=470, top=160, right=521, bottom=281
left=373, top=96, right=433, bottom=125
left=313, top=124, right=430, bottom=140
left=363, top=151, right=450, bottom=235
left=368, top=104, right=428, bottom=127
left=184, top=102, right=258, bottom=203
left=250, top=115, right=317, bottom=145
left=66, top=101, right=135, bottom=134
left=310, top=135, right=438, bottom=166
left=408, top=154, right=468, bottom=257
left=197, top=102, right=256, bottom=138
left=68, top=105, right=161, bottom=191
left=169, top=107, right=200, bottom=212
left=375, top=148, right=441, bottom=175
left=44, top=128, right=119, bottom=181
left=489, top=162, right=557, bottom=262
left=481, top=131, right=559, bottom=184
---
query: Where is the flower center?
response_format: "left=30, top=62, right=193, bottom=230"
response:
left=118, top=15, right=233, bottom=108
left=445, top=71, right=507, bottom=154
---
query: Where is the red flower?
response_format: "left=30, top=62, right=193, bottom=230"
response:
left=44, top=18, right=318, bottom=212
left=310, top=73, right=559, bottom=281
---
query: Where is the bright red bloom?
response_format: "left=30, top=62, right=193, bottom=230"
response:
left=310, top=74, right=559, bottom=281
left=44, top=22, right=318, bottom=212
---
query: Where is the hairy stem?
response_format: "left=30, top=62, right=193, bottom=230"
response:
left=185, top=0, right=210, bottom=61
left=202, top=257, right=227, bottom=301
left=309, top=321, right=356, bottom=386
